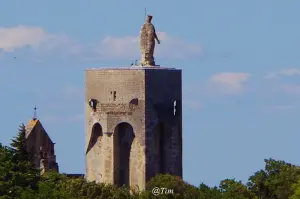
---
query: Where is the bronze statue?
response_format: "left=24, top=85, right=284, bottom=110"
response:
left=139, top=15, right=160, bottom=66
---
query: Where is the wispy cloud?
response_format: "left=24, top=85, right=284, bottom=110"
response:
left=208, top=72, right=250, bottom=94
left=0, top=26, right=202, bottom=61
left=0, top=26, right=75, bottom=54
left=0, top=26, right=50, bottom=52
left=84, top=32, right=202, bottom=60
left=265, top=68, right=300, bottom=79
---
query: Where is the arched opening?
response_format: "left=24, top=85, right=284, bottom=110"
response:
left=86, top=123, right=104, bottom=182
left=113, top=122, right=135, bottom=187
left=86, top=123, right=103, bottom=155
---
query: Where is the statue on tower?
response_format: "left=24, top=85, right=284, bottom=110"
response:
left=139, top=15, right=160, bottom=66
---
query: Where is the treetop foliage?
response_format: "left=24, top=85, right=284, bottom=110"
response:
left=1, top=124, right=300, bottom=198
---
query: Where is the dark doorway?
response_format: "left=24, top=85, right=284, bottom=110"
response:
left=113, top=122, right=135, bottom=187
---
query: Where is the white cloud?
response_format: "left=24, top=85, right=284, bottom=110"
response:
left=208, top=72, right=250, bottom=94
left=101, top=35, right=139, bottom=59
left=0, top=26, right=72, bottom=53
left=265, top=68, right=300, bottom=79
left=0, top=26, right=48, bottom=52
left=0, top=26, right=202, bottom=61
left=101, top=32, right=202, bottom=60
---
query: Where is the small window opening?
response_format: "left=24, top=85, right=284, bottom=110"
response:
left=173, top=100, right=180, bottom=116
left=89, top=99, right=97, bottom=110
left=173, top=101, right=177, bottom=116
left=113, top=91, right=116, bottom=101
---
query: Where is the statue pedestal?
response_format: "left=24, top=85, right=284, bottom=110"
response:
left=133, top=64, right=160, bottom=67
left=138, top=60, right=157, bottom=67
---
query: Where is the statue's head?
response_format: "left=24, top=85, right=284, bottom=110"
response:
left=146, top=15, right=153, bottom=22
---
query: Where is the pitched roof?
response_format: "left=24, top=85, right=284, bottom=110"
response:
left=25, top=119, right=39, bottom=138
left=25, top=119, right=54, bottom=144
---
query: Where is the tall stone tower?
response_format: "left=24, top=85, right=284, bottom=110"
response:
left=84, top=15, right=182, bottom=190
left=25, top=115, right=59, bottom=174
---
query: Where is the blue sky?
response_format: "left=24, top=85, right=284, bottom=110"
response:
left=1, top=0, right=300, bottom=187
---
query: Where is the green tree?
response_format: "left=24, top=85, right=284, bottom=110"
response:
left=199, top=183, right=222, bottom=199
left=220, top=178, right=256, bottom=199
left=10, top=124, right=28, bottom=159
left=248, top=170, right=269, bottom=199
left=10, top=124, right=40, bottom=190
left=0, top=143, right=38, bottom=198
left=0, top=124, right=40, bottom=198
left=38, top=172, right=136, bottom=199
left=4, top=124, right=300, bottom=199
left=248, top=159, right=300, bottom=199
left=0, top=143, right=14, bottom=198
left=37, top=171, right=73, bottom=199
left=289, top=178, right=300, bottom=199
left=144, top=174, right=199, bottom=198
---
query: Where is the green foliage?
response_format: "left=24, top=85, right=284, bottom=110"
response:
left=0, top=143, right=39, bottom=198
left=290, top=178, right=300, bottom=199
left=248, top=159, right=300, bottom=199
left=145, top=174, right=199, bottom=198
left=219, top=179, right=256, bottom=199
left=2, top=125, right=300, bottom=198
left=36, top=171, right=136, bottom=199
left=10, top=124, right=27, bottom=157
left=199, top=183, right=222, bottom=199
left=36, top=172, right=72, bottom=199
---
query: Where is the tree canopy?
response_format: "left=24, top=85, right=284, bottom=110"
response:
left=1, top=124, right=300, bottom=198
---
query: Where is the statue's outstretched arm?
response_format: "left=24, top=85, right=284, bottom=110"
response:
left=154, top=32, right=160, bottom=44
left=153, top=26, right=160, bottom=44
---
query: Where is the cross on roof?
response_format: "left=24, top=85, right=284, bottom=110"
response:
left=33, top=106, right=37, bottom=119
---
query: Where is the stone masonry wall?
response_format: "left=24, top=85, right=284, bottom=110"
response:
left=85, top=68, right=146, bottom=189
left=144, top=69, right=182, bottom=181
left=85, top=67, right=182, bottom=190
left=25, top=121, right=59, bottom=173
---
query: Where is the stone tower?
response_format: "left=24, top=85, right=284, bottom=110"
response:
left=25, top=117, right=59, bottom=174
left=85, top=66, right=182, bottom=190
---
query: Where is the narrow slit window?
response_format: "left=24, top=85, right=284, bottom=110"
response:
left=113, top=91, right=116, bottom=101
left=173, top=101, right=177, bottom=116
left=174, top=100, right=181, bottom=116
